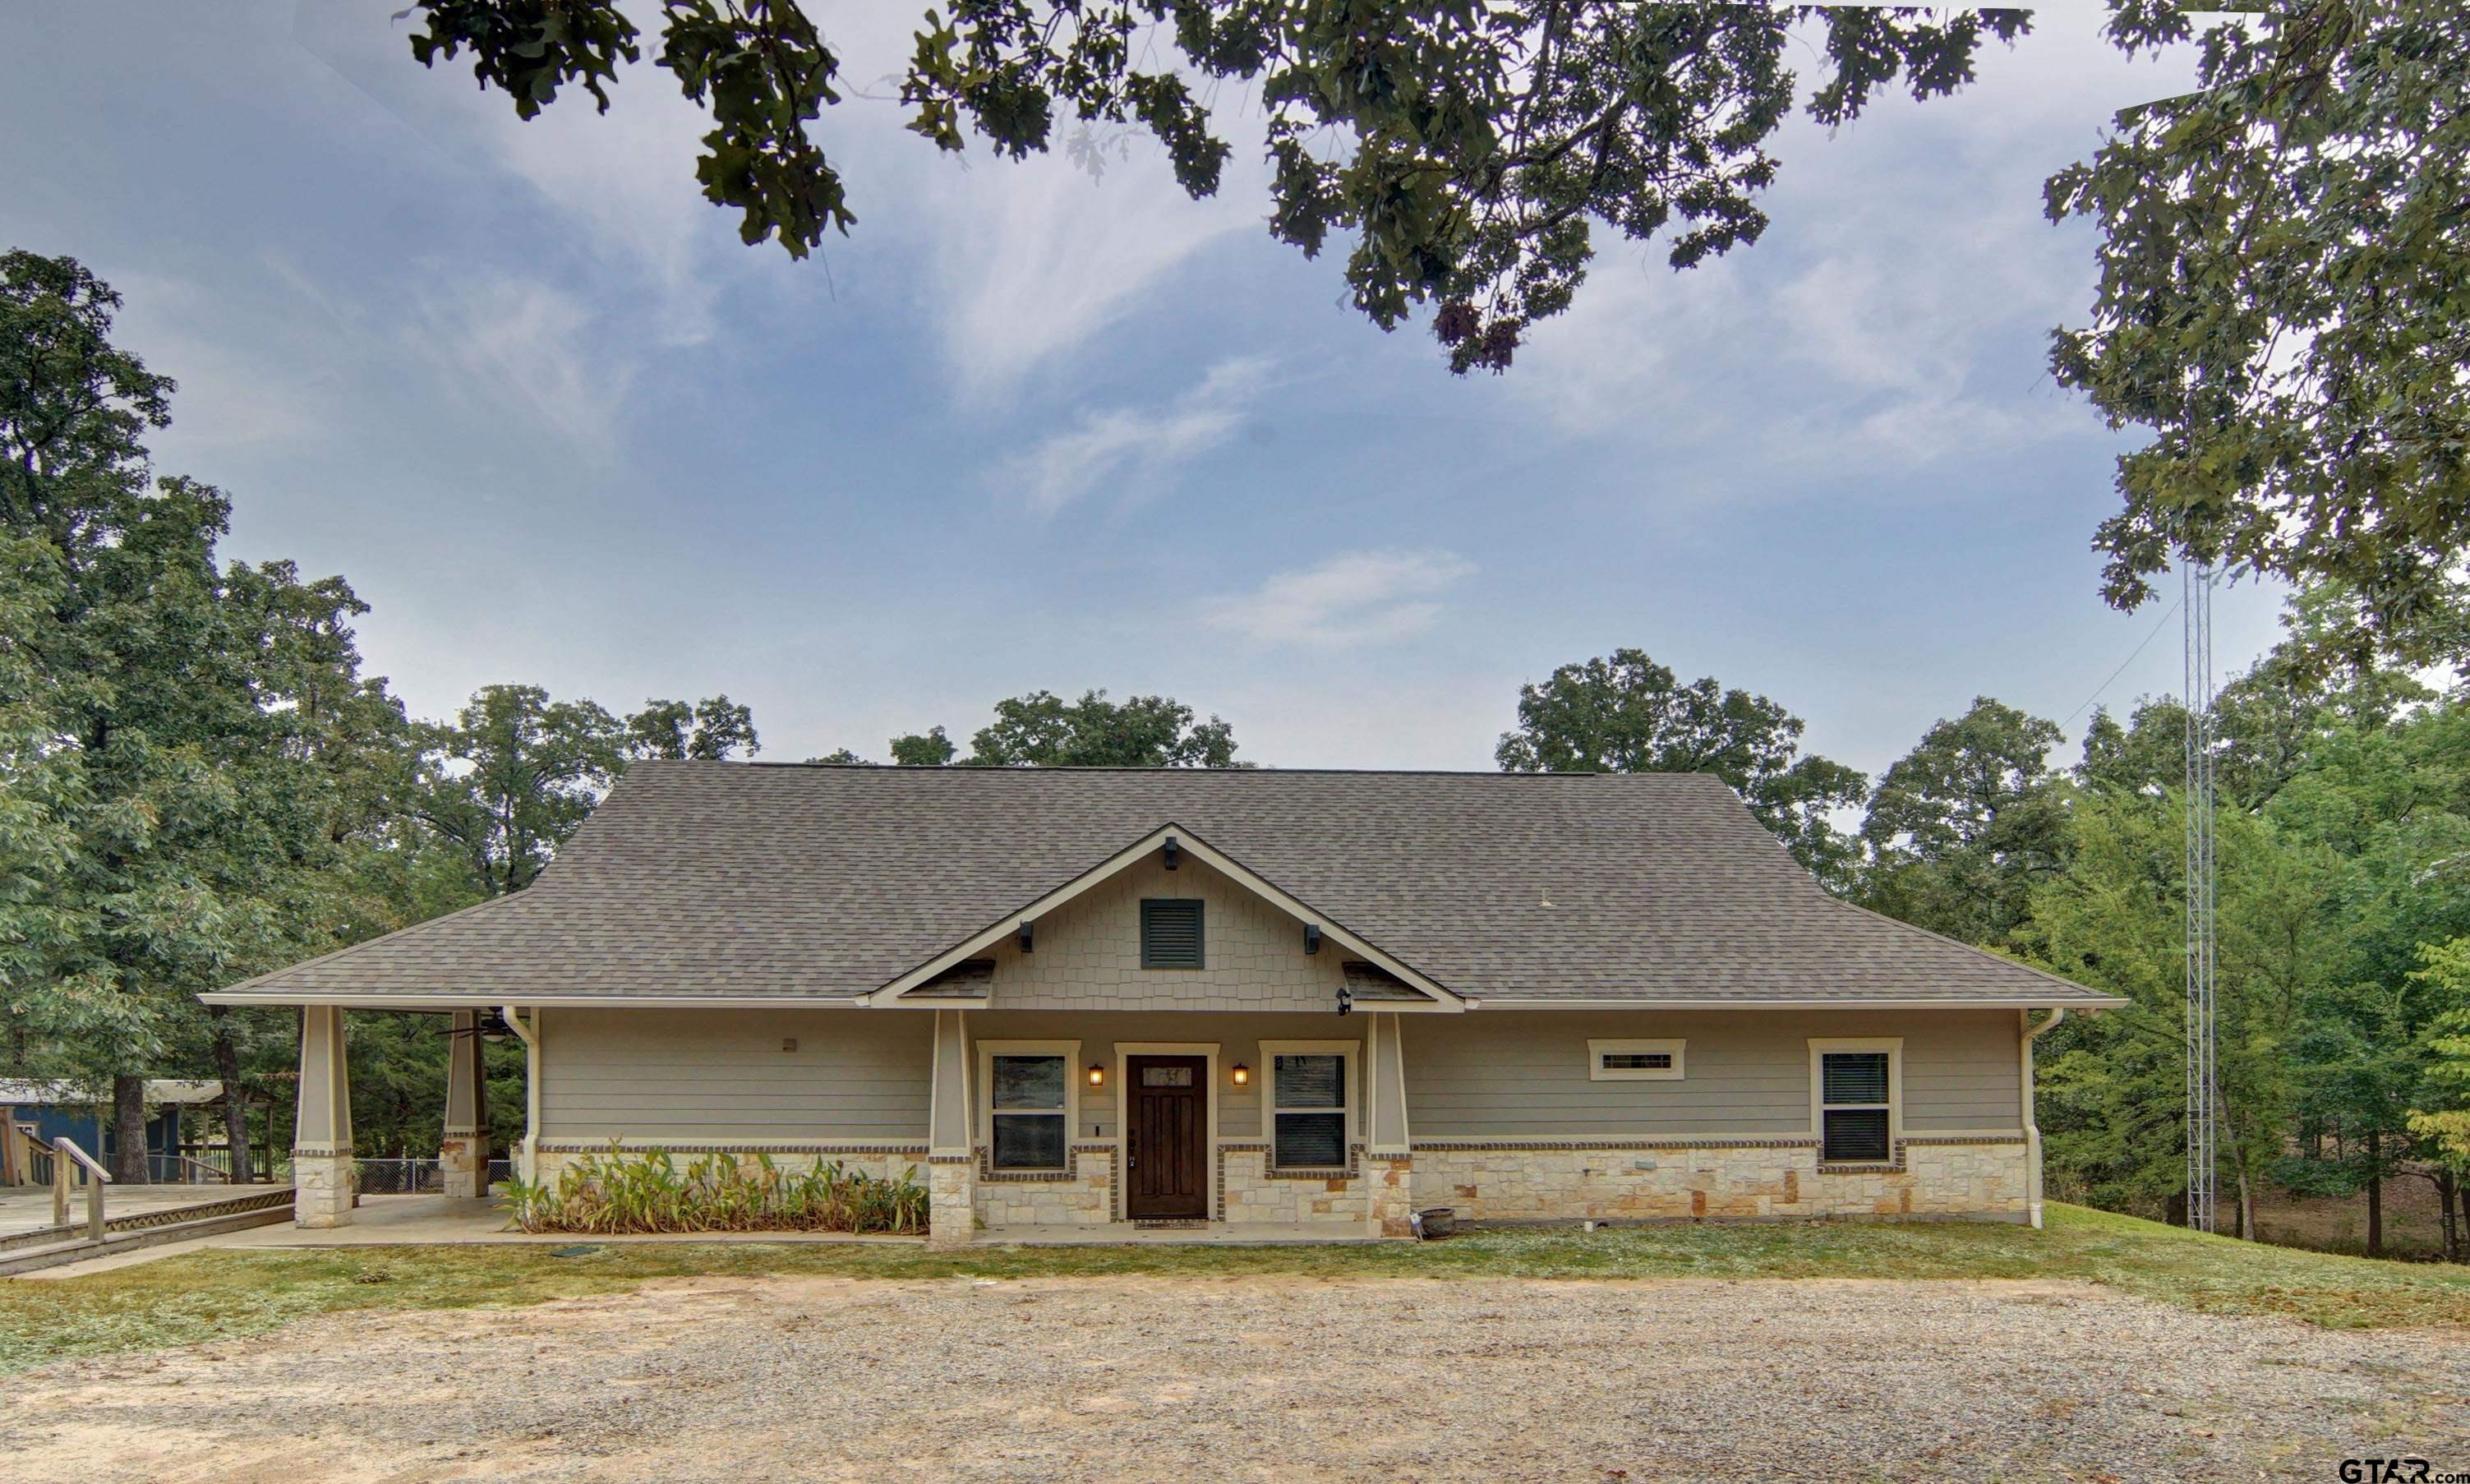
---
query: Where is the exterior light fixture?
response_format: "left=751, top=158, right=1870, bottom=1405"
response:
left=1017, top=919, right=1034, bottom=953
left=1087, top=1064, right=1105, bottom=1088
left=1336, top=984, right=1354, bottom=1017
left=1303, top=924, right=1321, bottom=955
left=1163, top=835, right=1181, bottom=870
left=1231, top=1063, right=1250, bottom=1087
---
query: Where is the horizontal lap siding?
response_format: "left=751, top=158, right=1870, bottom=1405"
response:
left=539, top=1009, right=932, bottom=1143
left=1403, top=1010, right=2021, bottom=1138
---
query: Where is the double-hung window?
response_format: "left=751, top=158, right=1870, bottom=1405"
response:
left=1260, top=1040, right=1353, bottom=1169
left=1812, top=1039, right=1900, bottom=1164
left=984, top=1040, right=1077, bottom=1172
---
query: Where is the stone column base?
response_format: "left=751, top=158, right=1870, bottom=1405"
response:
left=928, top=1158, right=976, bottom=1248
left=439, top=1133, right=486, bottom=1200
left=294, top=1150, right=357, bottom=1228
left=1366, top=1152, right=1415, bottom=1239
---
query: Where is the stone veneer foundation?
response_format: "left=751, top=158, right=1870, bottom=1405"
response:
left=1409, top=1137, right=2031, bottom=1223
left=520, top=1136, right=2031, bottom=1239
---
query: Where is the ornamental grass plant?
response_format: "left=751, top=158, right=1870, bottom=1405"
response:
left=505, top=1147, right=929, bottom=1235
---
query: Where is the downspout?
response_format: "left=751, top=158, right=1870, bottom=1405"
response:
left=500, top=1005, right=539, bottom=1186
left=2021, top=1007, right=2067, bottom=1230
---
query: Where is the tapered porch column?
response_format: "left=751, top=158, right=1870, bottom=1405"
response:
left=440, top=1010, right=491, bottom=1199
left=926, top=1008, right=975, bottom=1247
left=1362, top=1012, right=1414, bottom=1238
left=293, top=1005, right=354, bottom=1228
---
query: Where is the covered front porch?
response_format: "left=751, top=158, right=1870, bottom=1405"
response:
left=282, top=1002, right=1422, bottom=1247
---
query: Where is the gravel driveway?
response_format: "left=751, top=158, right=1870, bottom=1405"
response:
left=7, top=1274, right=2465, bottom=1482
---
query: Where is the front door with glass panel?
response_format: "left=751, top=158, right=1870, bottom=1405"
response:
left=1124, top=1055, right=1208, bottom=1219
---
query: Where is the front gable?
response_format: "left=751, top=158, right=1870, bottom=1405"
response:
left=870, top=824, right=1463, bottom=1012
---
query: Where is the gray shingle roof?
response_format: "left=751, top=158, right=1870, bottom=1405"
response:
left=206, top=763, right=2116, bottom=1008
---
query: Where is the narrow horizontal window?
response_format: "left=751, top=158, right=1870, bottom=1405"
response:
left=1141, top=898, right=1205, bottom=969
left=1588, top=1039, right=1684, bottom=1081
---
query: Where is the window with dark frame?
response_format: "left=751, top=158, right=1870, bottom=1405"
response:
left=989, top=1053, right=1067, bottom=1170
left=1140, top=897, right=1205, bottom=968
left=1819, top=1051, right=1892, bottom=1163
left=1270, top=1053, right=1347, bottom=1168
left=1601, top=1052, right=1673, bottom=1071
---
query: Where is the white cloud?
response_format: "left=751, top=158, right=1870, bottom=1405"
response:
left=403, top=273, right=630, bottom=449
left=1000, top=355, right=1274, bottom=515
left=1202, top=550, right=1477, bottom=649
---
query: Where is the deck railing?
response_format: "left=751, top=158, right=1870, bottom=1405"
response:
left=49, top=1136, right=109, bottom=1242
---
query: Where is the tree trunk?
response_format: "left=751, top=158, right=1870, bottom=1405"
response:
left=111, top=1073, right=150, bottom=1183
left=209, top=1008, right=252, bottom=1185
left=2440, top=1169, right=2459, bottom=1265
left=2237, top=1167, right=2256, bottom=1242
left=2365, top=1129, right=2383, bottom=1258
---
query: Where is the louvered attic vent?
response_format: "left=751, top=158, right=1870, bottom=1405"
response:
left=1141, top=898, right=1205, bottom=968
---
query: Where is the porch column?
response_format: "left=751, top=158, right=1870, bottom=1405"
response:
left=293, top=1005, right=354, bottom=1228
left=440, top=1010, right=491, bottom=1199
left=926, top=1008, right=975, bottom=1247
left=1362, top=1012, right=1414, bottom=1239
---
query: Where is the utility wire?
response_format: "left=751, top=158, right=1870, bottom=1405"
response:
left=2061, top=593, right=2186, bottom=731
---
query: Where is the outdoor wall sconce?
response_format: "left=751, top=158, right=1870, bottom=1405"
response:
left=1087, top=1064, right=1105, bottom=1088
left=1231, top=1063, right=1250, bottom=1087
left=1303, top=924, right=1321, bottom=955
left=1163, top=835, right=1181, bottom=870
left=1017, top=919, right=1034, bottom=953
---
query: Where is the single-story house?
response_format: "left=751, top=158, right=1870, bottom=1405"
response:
left=201, top=763, right=2122, bottom=1243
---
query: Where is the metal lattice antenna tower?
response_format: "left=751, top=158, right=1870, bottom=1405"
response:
left=2183, top=560, right=2220, bottom=1233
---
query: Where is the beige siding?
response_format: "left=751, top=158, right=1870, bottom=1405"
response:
left=968, top=1010, right=1371, bottom=1140
left=985, top=853, right=1354, bottom=1013
left=1403, top=1009, right=2021, bottom=1138
left=537, top=1008, right=933, bottom=1143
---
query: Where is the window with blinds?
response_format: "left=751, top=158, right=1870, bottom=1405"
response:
left=1270, top=1053, right=1348, bottom=1168
left=1140, top=898, right=1205, bottom=968
left=1819, top=1050, right=1893, bottom=1163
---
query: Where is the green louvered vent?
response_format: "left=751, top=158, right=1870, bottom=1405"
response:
left=1141, top=898, right=1205, bottom=968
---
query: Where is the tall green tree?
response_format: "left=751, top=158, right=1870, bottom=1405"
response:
left=0, top=251, right=418, bottom=1180
left=964, top=689, right=1239, bottom=768
left=624, top=695, right=759, bottom=761
left=1496, top=648, right=1865, bottom=886
left=417, top=688, right=760, bottom=896
left=1857, top=698, right=2070, bottom=945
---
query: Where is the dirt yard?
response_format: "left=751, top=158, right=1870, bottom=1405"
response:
left=5, top=1274, right=2464, bottom=1482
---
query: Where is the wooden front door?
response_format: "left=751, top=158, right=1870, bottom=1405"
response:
left=1124, top=1055, right=1209, bottom=1219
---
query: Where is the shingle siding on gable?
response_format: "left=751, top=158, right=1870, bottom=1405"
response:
left=990, top=854, right=1352, bottom=1013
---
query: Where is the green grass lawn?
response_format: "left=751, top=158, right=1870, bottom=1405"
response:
left=3, top=1203, right=2464, bottom=1376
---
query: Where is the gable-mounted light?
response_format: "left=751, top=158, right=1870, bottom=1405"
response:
left=1163, top=835, right=1181, bottom=871
left=1017, top=919, right=1034, bottom=954
left=1303, top=924, right=1321, bottom=956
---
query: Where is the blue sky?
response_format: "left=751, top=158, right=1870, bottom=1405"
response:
left=1, top=3, right=2286, bottom=778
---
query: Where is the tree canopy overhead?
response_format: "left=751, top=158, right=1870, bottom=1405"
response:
left=2051, top=0, right=2470, bottom=666
left=403, top=1, right=2025, bottom=372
